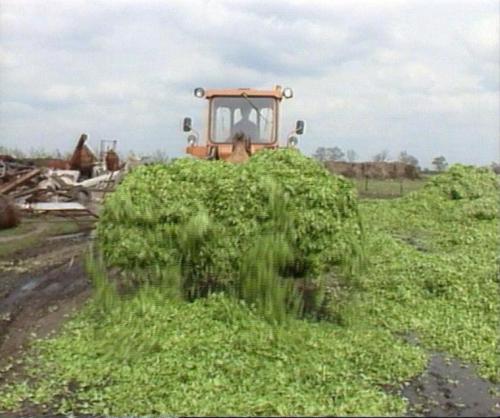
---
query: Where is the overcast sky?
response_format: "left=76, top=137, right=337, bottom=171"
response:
left=0, top=0, right=498, bottom=167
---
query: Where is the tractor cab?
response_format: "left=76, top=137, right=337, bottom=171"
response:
left=183, top=86, right=305, bottom=161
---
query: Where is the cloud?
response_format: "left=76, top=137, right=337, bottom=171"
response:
left=0, top=0, right=498, bottom=167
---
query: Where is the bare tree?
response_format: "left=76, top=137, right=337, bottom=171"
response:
left=313, top=147, right=328, bottom=162
left=398, top=150, right=419, bottom=168
left=313, top=146, right=345, bottom=162
left=432, top=155, right=448, bottom=172
left=326, top=146, right=345, bottom=161
left=28, top=147, right=51, bottom=158
left=372, top=149, right=390, bottom=162
left=142, top=149, right=170, bottom=164
left=346, top=149, right=358, bottom=162
left=0, top=146, right=26, bottom=158
left=152, top=149, right=170, bottom=164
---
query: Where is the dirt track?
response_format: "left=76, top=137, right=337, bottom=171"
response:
left=0, top=230, right=91, bottom=370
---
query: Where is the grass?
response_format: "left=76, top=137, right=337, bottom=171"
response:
left=0, top=221, right=35, bottom=238
left=353, top=177, right=429, bottom=198
left=0, top=168, right=497, bottom=416
left=0, top=217, right=92, bottom=258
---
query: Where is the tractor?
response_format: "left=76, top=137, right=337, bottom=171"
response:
left=182, top=85, right=305, bottom=163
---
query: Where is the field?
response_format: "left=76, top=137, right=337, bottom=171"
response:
left=0, top=217, right=90, bottom=260
left=0, top=159, right=498, bottom=417
left=353, top=177, right=429, bottom=199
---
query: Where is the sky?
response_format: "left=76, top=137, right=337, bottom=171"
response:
left=0, top=0, right=498, bottom=167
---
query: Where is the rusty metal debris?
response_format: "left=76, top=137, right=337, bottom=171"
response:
left=0, top=134, right=126, bottom=228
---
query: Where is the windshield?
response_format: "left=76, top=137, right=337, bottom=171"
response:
left=210, top=97, right=276, bottom=143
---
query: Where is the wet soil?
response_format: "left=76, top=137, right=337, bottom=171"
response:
left=399, top=334, right=500, bottom=417
left=0, top=230, right=92, bottom=370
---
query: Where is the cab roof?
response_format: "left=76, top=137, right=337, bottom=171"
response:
left=204, top=86, right=284, bottom=99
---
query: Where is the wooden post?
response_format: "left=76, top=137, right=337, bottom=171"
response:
left=364, top=177, right=368, bottom=192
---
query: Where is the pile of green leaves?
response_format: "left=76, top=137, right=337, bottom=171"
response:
left=404, top=164, right=499, bottom=222
left=96, top=149, right=364, bottom=318
left=349, top=165, right=499, bottom=381
left=1, top=164, right=497, bottom=417
left=423, top=164, right=498, bottom=201
left=0, top=288, right=425, bottom=416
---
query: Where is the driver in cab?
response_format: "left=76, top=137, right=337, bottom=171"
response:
left=231, top=104, right=258, bottom=141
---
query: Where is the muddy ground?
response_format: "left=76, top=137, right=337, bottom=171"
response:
left=0, top=220, right=498, bottom=417
left=0, top=222, right=92, bottom=372
left=399, top=334, right=500, bottom=417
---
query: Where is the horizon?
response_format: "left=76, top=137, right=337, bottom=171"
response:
left=0, top=139, right=494, bottom=170
left=1, top=0, right=498, bottom=168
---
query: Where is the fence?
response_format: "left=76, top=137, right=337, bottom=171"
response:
left=354, top=177, right=428, bottom=198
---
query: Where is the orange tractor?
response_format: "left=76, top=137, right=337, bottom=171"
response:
left=182, top=85, right=305, bottom=163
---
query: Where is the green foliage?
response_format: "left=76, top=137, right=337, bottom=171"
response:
left=350, top=164, right=499, bottom=381
left=0, top=163, right=497, bottom=416
left=463, top=197, right=498, bottom=220
left=423, top=164, right=499, bottom=201
left=85, top=252, right=119, bottom=314
left=432, top=155, right=448, bottom=172
left=96, top=149, right=364, bottom=319
left=0, top=291, right=425, bottom=416
left=233, top=183, right=303, bottom=323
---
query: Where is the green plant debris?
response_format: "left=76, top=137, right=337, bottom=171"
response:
left=0, top=164, right=498, bottom=416
left=349, top=164, right=499, bottom=381
left=0, top=292, right=425, bottom=416
left=97, top=149, right=364, bottom=278
left=96, top=149, right=365, bottom=320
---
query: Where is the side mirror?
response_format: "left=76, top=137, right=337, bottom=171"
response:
left=295, top=120, right=305, bottom=135
left=183, top=117, right=192, bottom=132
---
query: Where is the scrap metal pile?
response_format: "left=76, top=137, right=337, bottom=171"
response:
left=0, top=134, right=125, bottom=222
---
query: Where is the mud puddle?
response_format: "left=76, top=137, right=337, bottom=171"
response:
left=400, top=334, right=500, bottom=417
left=0, top=258, right=91, bottom=366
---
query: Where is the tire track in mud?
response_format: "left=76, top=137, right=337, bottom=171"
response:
left=0, top=223, right=48, bottom=244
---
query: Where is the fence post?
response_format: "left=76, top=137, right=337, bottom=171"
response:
left=399, top=179, right=404, bottom=196
left=365, top=177, right=368, bottom=192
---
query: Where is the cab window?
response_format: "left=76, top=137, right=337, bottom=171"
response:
left=210, top=97, right=276, bottom=143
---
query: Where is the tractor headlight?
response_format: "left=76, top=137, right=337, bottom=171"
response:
left=187, top=134, right=197, bottom=146
left=283, top=87, right=293, bottom=99
left=288, top=136, right=298, bottom=147
left=194, top=87, right=205, bottom=98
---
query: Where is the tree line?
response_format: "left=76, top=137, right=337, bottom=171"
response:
left=0, top=145, right=171, bottom=165
left=312, top=146, right=451, bottom=172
